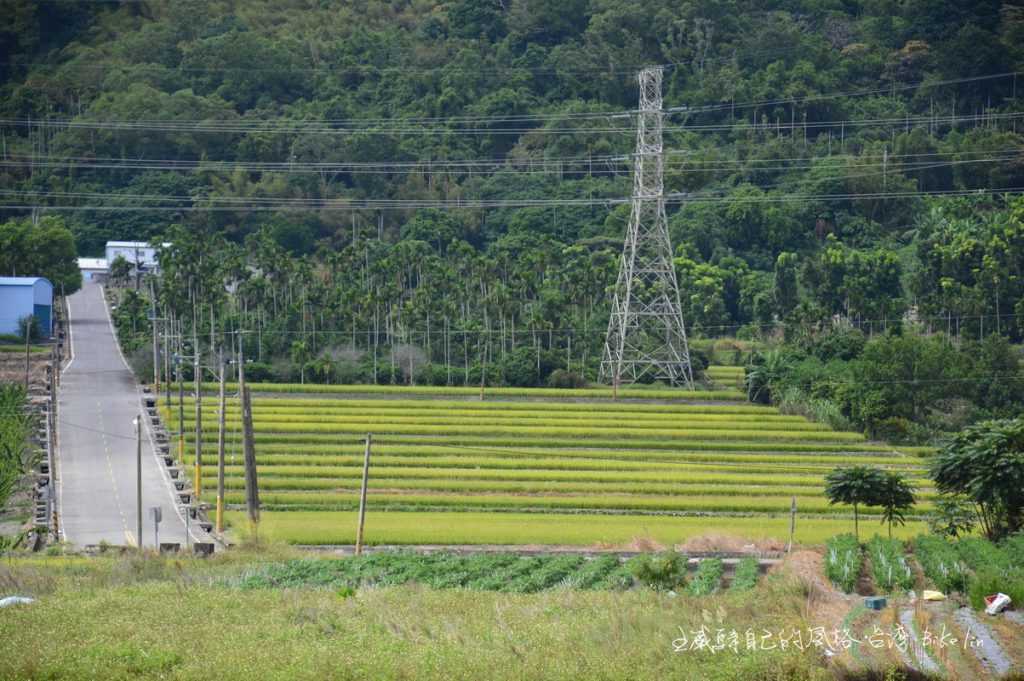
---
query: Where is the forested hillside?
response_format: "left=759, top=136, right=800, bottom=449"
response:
left=2, top=1, right=1024, bottom=432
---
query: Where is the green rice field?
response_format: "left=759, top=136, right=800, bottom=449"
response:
left=164, top=368, right=933, bottom=545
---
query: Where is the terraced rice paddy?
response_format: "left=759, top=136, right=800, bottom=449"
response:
left=165, top=369, right=933, bottom=545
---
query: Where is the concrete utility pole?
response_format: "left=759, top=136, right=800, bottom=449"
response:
left=355, top=433, right=372, bottom=555
left=135, top=414, right=143, bottom=549
left=216, top=344, right=227, bottom=534
left=193, top=308, right=202, bottom=499
left=238, top=333, right=260, bottom=529
left=24, top=317, right=30, bottom=392
left=176, top=340, right=184, bottom=464
left=149, top=279, right=159, bottom=394
left=601, top=66, right=694, bottom=389
left=163, top=317, right=171, bottom=408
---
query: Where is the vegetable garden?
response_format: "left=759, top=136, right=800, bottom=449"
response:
left=165, top=372, right=933, bottom=545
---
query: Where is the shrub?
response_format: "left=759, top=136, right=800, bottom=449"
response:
left=729, top=557, right=759, bottom=591
left=955, top=537, right=1011, bottom=572
left=825, top=533, right=861, bottom=592
left=1004, top=534, right=1024, bottom=568
left=967, top=568, right=1024, bottom=611
left=244, top=362, right=275, bottom=382
left=629, top=551, right=687, bottom=591
left=547, top=369, right=586, bottom=389
left=687, top=558, right=724, bottom=596
left=914, top=535, right=968, bottom=594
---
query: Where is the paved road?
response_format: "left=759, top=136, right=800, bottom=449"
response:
left=57, top=282, right=201, bottom=548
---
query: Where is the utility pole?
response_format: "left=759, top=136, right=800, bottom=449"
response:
left=163, top=316, right=171, bottom=408
left=135, top=414, right=143, bottom=550
left=239, top=333, right=260, bottom=530
left=193, top=315, right=202, bottom=500
left=133, top=243, right=141, bottom=291
left=216, top=343, right=227, bottom=534
left=600, top=66, right=694, bottom=389
left=24, top=317, right=30, bottom=393
left=355, top=433, right=372, bottom=556
left=149, top=279, right=159, bottom=394
left=177, top=342, right=184, bottom=465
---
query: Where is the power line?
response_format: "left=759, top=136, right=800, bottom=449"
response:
left=5, top=148, right=1019, bottom=176
left=5, top=109, right=1021, bottom=136
left=107, top=311, right=1024, bottom=342
left=3, top=185, right=1021, bottom=212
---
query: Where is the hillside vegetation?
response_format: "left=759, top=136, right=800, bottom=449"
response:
left=4, top=2, right=1024, bottom=440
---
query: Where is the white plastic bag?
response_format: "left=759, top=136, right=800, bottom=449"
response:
left=985, top=593, right=1011, bottom=615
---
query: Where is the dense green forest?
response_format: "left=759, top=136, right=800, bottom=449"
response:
left=3, top=0, right=1024, bottom=439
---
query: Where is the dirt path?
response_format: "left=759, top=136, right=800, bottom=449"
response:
left=953, top=608, right=1012, bottom=677
left=898, top=609, right=940, bottom=675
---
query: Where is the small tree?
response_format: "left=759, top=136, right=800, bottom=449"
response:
left=824, top=465, right=885, bottom=540
left=876, top=470, right=916, bottom=538
left=931, top=418, right=1024, bottom=540
left=290, top=340, right=312, bottom=385
left=17, top=315, right=40, bottom=342
left=109, top=255, right=132, bottom=288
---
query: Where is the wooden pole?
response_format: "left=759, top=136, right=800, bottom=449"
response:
left=216, top=344, right=226, bottom=534
left=355, top=433, right=372, bottom=555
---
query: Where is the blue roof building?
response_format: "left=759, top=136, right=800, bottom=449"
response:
left=0, top=277, right=54, bottom=337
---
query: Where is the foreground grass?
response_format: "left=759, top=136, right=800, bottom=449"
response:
left=226, top=510, right=928, bottom=546
left=0, top=553, right=828, bottom=681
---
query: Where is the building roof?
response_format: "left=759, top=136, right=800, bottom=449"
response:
left=0, top=276, right=52, bottom=287
left=78, top=258, right=108, bottom=269
left=106, top=241, right=155, bottom=248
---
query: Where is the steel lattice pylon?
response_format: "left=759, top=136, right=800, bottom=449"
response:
left=600, top=67, right=695, bottom=389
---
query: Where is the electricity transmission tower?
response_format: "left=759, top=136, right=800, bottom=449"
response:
left=600, top=66, right=695, bottom=389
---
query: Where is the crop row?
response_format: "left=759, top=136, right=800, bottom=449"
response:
left=225, top=510, right=930, bottom=546
left=220, top=490, right=932, bottom=515
left=173, top=395, right=777, bottom=415
left=237, top=553, right=634, bottom=593
left=219, top=407, right=821, bottom=427
left=825, top=534, right=862, bottom=593
left=913, top=535, right=968, bottom=593
left=866, top=536, right=914, bottom=593
left=173, top=423, right=912, bottom=454
left=181, top=414, right=834, bottom=434
left=200, top=466, right=934, bottom=495
left=192, top=381, right=747, bottom=401
left=175, top=418, right=866, bottom=442
left=193, top=440, right=925, bottom=466
left=207, top=475, right=842, bottom=499
left=193, top=453, right=927, bottom=478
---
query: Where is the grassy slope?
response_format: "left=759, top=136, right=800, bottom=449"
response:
left=0, top=554, right=824, bottom=681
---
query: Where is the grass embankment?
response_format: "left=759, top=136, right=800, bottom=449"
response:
left=0, top=552, right=827, bottom=681
left=158, top=371, right=931, bottom=544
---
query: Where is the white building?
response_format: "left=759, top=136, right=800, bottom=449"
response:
left=77, top=257, right=108, bottom=282
left=105, top=241, right=159, bottom=269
